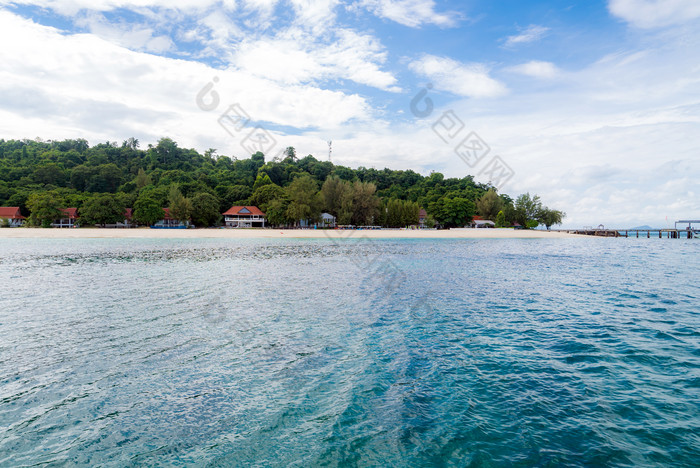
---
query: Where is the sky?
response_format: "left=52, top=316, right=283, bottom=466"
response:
left=0, top=0, right=699, bottom=228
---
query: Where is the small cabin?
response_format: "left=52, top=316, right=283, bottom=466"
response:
left=152, top=208, right=190, bottom=229
left=0, top=207, right=26, bottom=227
left=52, top=208, right=79, bottom=228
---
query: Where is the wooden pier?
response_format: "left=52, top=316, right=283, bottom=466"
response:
left=564, top=228, right=696, bottom=239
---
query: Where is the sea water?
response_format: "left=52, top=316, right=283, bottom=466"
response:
left=0, top=237, right=698, bottom=466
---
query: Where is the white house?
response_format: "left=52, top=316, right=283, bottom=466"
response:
left=223, top=206, right=266, bottom=228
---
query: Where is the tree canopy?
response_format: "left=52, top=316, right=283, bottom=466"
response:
left=0, top=137, right=565, bottom=229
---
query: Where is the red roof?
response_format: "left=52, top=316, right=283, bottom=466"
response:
left=163, top=208, right=173, bottom=220
left=0, top=207, right=25, bottom=219
left=125, top=208, right=133, bottom=220
left=419, top=209, right=427, bottom=219
left=61, top=208, right=78, bottom=219
left=473, top=215, right=484, bottom=221
left=222, top=206, right=265, bottom=216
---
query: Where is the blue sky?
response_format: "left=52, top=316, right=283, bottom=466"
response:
left=0, top=0, right=699, bottom=227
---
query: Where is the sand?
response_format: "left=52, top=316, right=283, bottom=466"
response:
left=0, top=227, right=580, bottom=239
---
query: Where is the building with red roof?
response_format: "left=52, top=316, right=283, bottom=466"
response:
left=52, top=208, right=79, bottom=228
left=0, top=207, right=26, bottom=227
left=222, top=206, right=266, bottom=228
left=152, top=208, right=190, bottom=228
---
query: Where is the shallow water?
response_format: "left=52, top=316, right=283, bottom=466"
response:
left=1, top=237, right=698, bottom=466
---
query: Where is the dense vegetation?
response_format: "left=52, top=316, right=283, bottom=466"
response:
left=0, top=138, right=565, bottom=228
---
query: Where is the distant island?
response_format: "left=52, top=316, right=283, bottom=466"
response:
left=0, top=137, right=565, bottom=229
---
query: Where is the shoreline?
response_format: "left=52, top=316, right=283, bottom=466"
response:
left=0, top=227, right=581, bottom=239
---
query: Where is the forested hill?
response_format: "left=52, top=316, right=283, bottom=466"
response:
left=0, top=137, right=563, bottom=228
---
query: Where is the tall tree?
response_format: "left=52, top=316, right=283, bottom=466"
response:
left=514, top=193, right=543, bottom=228
left=133, top=195, right=164, bottom=226
left=80, top=194, right=125, bottom=227
left=134, top=168, right=152, bottom=190
left=26, top=192, right=64, bottom=228
left=476, top=189, right=503, bottom=220
left=285, top=174, right=321, bottom=226
left=539, top=208, right=565, bottom=230
left=168, top=185, right=192, bottom=222
left=190, top=192, right=221, bottom=227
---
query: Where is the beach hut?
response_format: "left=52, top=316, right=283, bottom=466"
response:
left=152, top=208, right=190, bottom=229
left=0, top=207, right=26, bottom=227
left=222, top=206, right=266, bottom=228
left=469, top=216, right=495, bottom=228
left=52, top=208, right=79, bottom=228
left=418, top=209, right=427, bottom=228
left=321, top=213, right=336, bottom=228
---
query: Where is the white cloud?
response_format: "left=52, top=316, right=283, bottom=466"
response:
left=232, top=28, right=400, bottom=91
left=609, top=0, right=700, bottom=28
left=0, top=10, right=371, bottom=152
left=503, top=25, right=549, bottom=47
left=73, top=11, right=174, bottom=53
left=409, top=55, right=506, bottom=98
left=507, top=60, right=560, bottom=79
left=355, top=0, right=457, bottom=28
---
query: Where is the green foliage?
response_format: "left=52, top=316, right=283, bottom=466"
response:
left=0, top=138, right=565, bottom=231
left=495, top=210, right=506, bottom=228
left=134, top=168, right=152, bottom=190
left=133, top=195, right=164, bottom=226
left=26, top=192, right=64, bottom=227
left=430, top=197, right=475, bottom=228
left=539, top=208, right=566, bottom=229
left=476, top=189, right=503, bottom=220
left=79, top=194, right=126, bottom=226
left=252, top=173, right=274, bottom=190
left=285, top=174, right=322, bottom=225
left=168, top=185, right=192, bottom=222
left=1, top=218, right=11, bottom=228
left=264, top=198, right=290, bottom=227
left=514, top=193, right=543, bottom=229
left=190, top=192, right=221, bottom=227
left=250, top=183, right=285, bottom=208
left=381, top=198, right=420, bottom=228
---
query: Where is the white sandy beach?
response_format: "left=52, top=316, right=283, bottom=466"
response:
left=0, top=227, right=580, bottom=239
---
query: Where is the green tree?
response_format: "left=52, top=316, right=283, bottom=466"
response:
left=285, top=174, right=321, bottom=226
left=350, top=181, right=380, bottom=225
left=321, top=175, right=347, bottom=217
left=134, top=168, right=152, bottom=190
left=133, top=195, right=164, bottom=226
left=495, top=210, right=506, bottom=228
left=252, top=173, right=274, bottom=191
left=190, top=192, right=221, bottom=227
left=514, top=193, right=543, bottom=228
left=476, top=189, right=503, bottom=220
left=264, top=198, right=290, bottom=226
left=250, top=183, right=285, bottom=208
left=539, top=208, right=565, bottom=229
left=168, top=185, right=192, bottom=222
left=79, top=194, right=125, bottom=227
left=27, top=192, right=64, bottom=227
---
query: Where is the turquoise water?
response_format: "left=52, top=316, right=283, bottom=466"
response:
left=1, top=238, right=698, bottom=466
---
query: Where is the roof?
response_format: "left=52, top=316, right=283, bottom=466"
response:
left=0, top=207, right=25, bottom=219
left=61, top=208, right=78, bottom=219
left=474, top=219, right=495, bottom=225
left=473, top=215, right=484, bottom=221
left=163, top=208, right=172, bottom=220
left=125, top=208, right=133, bottom=220
left=222, top=205, right=266, bottom=216
left=419, top=209, right=427, bottom=218
left=321, top=212, right=336, bottom=219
